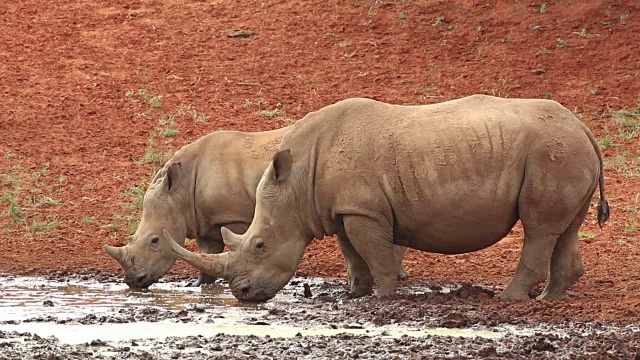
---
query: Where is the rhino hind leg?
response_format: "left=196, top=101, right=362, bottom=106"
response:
left=497, top=233, right=557, bottom=300
left=342, top=216, right=398, bottom=297
left=498, top=155, right=595, bottom=301
left=191, top=237, right=225, bottom=287
left=537, top=200, right=590, bottom=300
left=535, top=230, right=583, bottom=299
left=337, top=234, right=374, bottom=296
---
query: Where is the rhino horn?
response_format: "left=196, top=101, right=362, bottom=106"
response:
left=221, top=227, right=243, bottom=251
left=104, top=244, right=128, bottom=267
left=163, top=229, right=228, bottom=278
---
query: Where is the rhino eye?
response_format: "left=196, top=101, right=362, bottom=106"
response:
left=151, top=237, right=159, bottom=245
left=256, top=242, right=265, bottom=250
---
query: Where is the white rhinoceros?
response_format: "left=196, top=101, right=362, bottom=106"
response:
left=104, top=126, right=409, bottom=288
left=165, top=95, right=609, bottom=301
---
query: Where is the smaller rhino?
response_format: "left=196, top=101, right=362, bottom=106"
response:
left=104, top=127, right=409, bottom=288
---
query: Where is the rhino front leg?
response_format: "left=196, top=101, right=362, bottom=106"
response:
left=193, top=236, right=225, bottom=287
left=337, top=234, right=374, bottom=296
left=343, top=215, right=398, bottom=297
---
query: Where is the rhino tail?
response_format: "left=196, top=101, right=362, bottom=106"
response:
left=580, top=122, right=610, bottom=228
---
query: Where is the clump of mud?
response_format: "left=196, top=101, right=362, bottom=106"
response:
left=257, top=281, right=504, bottom=329
left=12, top=269, right=123, bottom=283
left=15, top=307, right=190, bottom=325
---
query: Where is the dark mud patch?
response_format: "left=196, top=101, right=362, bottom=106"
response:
left=2, top=269, right=197, bottom=285
left=273, top=280, right=505, bottom=329
left=261, top=279, right=638, bottom=331
left=4, top=270, right=123, bottom=283
left=15, top=307, right=197, bottom=325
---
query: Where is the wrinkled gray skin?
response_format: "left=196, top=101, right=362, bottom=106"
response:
left=104, top=127, right=409, bottom=288
left=166, top=95, right=609, bottom=302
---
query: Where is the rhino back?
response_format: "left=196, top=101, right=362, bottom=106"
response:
left=183, top=127, right=291, bottom=237
left=282, top=96, right=595, bottom=253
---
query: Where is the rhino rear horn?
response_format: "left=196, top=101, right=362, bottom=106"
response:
left=163, top=229, right=228, bottom=278
left=221, top=227, right=243, bottom=251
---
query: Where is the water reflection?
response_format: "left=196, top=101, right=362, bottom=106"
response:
left=0, top=277, right=264, bottom=322
left=0, top=276, right=510, bottom=345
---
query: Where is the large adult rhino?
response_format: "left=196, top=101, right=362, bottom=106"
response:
left=104, top=126, right=409, bottom=288
left=166, top=95, right=609, bottom=301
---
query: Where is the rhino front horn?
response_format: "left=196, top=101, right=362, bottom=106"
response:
left=104, top=244, right=127, bottom=266
left=163, top=229, right=228, bottom=278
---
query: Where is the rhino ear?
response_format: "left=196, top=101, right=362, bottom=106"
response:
left=166, top=162, right=181, bottom=191
left=272, top=149, right=292, bottom=182
left=151, top=161, right=167, bottom=182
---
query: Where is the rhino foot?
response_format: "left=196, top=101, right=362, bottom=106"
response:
left=191, top=273, right=218, bottom=287
left=398, top=266, right=409, bottom=280
left=496, top=289, right=530, bottom=301
left=349, top=287, right=373, bottom=298
left=535, top=290, right=568, bottom=300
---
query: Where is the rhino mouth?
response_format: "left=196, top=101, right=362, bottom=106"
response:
left=232, top=285, right=272, bottom=303
left=125, top=272, right=158, bottom=289
left=228, top=276, right=276, bottom=302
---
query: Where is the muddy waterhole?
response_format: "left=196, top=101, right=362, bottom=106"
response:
left=0, top=275, right=637, bottom=359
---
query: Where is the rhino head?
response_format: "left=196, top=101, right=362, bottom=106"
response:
left=165, top=149, right=313, bottom=301
left=104, top=161, right=191, bottom=288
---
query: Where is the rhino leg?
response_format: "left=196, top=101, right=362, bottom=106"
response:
left=537, top=201, right=589, bottom=300
left=498, top=233, right=556, bottom=300
left=499, top=157, right=594, bottom=301
left=343, top=216, right=398, bottom=297
left=192, top=236, right=225, bottom=287
left=394, top=246, right=409, bottom=280
left=536, top=230, right=583, bottom=299
left=337, top=234, right=374, bottom=296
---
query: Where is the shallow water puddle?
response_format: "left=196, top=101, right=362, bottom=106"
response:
left=0, top=276, right=504, bottom=344
left=0, top=320, right=503, bottom=345
left=0, top=276, right=266, bottom=322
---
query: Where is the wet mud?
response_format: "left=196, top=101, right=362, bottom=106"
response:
left=0, top=275, right=638, bottom=359
left=2, top=329, right=639, bottom=360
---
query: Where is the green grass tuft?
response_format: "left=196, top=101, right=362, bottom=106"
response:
left=578, top=231, right=596, bottom=240
left=162, top=129, right=179, bottom=138
left=598, top=134, right=613, bottom=149
left=260, top=108, right=286, bottom=119
left=539, top=3, right=547, bottom=14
